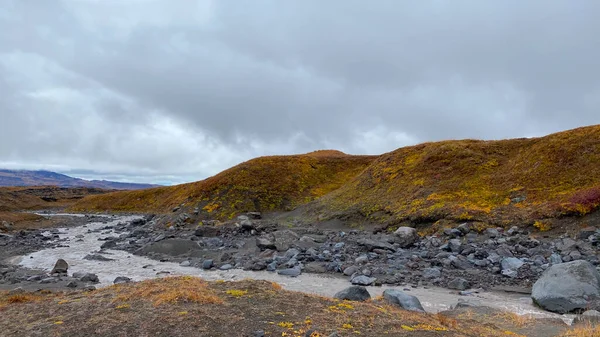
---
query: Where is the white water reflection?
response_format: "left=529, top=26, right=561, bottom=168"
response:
left=17, top=215, right=573, bottom=323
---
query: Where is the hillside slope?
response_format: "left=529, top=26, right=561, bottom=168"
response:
left=73, top=126, right=600, bottom=226
left=0, top=169, right=159, bottom=190
left=311, top=125, right=600, bottom=225
left=72, top=151, right=377, bottom=219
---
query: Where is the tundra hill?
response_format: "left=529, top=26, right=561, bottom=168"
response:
left=310, top=125, right=600, bottom=227
left=71, top=150, right=378, bottom=219
left=0, top=186, right=109, bottom=229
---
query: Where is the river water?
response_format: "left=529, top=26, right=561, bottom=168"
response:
left=16, top=214, right=573, bottom=322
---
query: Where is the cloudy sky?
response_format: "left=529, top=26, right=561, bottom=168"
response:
left=1, top=1, right=599, bottom=185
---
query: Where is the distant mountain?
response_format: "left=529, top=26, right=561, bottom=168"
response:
left=0, top=169, right=160, bottom=190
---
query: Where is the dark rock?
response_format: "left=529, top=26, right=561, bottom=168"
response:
left=66, top=281, right=78, bottom=288
left=350, top=275, right=376, bottom=286
left=485, top=228, right=499, bottom=238
left=84, top=254, right=115, bottom=262
left=532, top=260, right=600, bottom=313
left=422, top=268, right=441, bottom=279
left=383, top=289, right=425, bottom=312
left=50, top=259, right=68, bottom=274
left=277, top=268, right=301, bottom=277
left=273, top=230, right=301, bottom=252
left=394, top=227, right=419, bottom=248
left=448, top=278, right=470, bottom=290
left=73, top=272, right=99, bottom=283
left=101, top=240, right=117, bottom=249
left=194, top=225, right=220, bottom=237
left=579, top=227, right=597, bottom=240
left=334, top=286, right=371, bottom=301
left=343, top=266, right=359, bottom=276
left=251, top=331, right=265, bottom=337
left=501, top=257, right=524, bottom=278
left=114, top=276, right=132, bottom=284
left=256, top=236, right=276, bottom=251
left=357, top=238, right=395, bottom=252
left=448, top=239, right=462, bottom=253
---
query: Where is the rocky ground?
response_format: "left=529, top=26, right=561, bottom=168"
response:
left=102, top=213, right=600, bottom=297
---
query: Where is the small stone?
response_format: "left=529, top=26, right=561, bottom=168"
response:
left=202, top=260, right=214, bottom=270
left=113, top=276, right=132, bottom=284
left=277, top=268, right=301, bottom=277
left=422, top=268, right=441, bottom=279
left=219, top=264, right=233, bottom=271
left=66, top=281, right=78, bottom=288
left=350, top=275, right=376, bottom=286
left=448, top=278, right=470, bottom=290
left=180, top=260, right=192, bottom=267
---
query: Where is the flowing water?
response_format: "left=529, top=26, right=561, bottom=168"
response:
left=15, top=214, right=574, bottom=322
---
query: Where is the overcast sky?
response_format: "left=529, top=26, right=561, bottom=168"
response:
left=1, top=1, right=599, bottom=185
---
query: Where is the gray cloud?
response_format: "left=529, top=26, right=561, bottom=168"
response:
left=0, top=0, right=599, bottom=184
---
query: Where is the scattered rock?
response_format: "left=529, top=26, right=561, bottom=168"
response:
left=383, top=289, right=425, bottom=312
left=256, top=236, right=276, bottom=251
left=422, top=268, right=441, bottom=279
left=50, top=259, right=68, bottom=274
left=501, top=257, right=524, bottom=278
left=219, top=264, right=233, bottom=271
left=73, top=272, right=99, bottom=283
left=334, top=286, right=371, bottom=301
left=202, top=260, right=214, bottom=270
left=84, top=254, right=115, bottom=262
left=277, top=268, right=301, bottom=277
left=394, top=227, right=419, bottom=248
left=531, top=260, right=600, bottom=313
left=114, top=276, right=132, bottom=284
left=350, top=275, right=376, bottom=286
left=448, top=278, right=470, bottom=291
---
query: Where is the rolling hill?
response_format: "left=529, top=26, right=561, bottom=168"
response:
left=72, top=126, right=600, bottom=227
left=311, top=125, right=600, bottom=226
left=0, top=169, right=159, bottom=190
left=71, top=150, right=378, bottom=218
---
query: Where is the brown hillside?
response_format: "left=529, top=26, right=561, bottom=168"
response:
left=312, top=125, right=600, bottom=226
left=0, top=186, right=109, bottom=229
left=71, top=152, right=377, bottom=219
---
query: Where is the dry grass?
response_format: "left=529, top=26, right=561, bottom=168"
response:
left=493, top=312, right=533, bottom=328
left=0, top=277, right=577, bottom=336
left=110, top=276, right=223, bottom=306
left=559, top=323, right=600, bottom=337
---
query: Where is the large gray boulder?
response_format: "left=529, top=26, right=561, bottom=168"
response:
left=394, top=227, right=419, bottom=248
left=51, top=259, right=68, bottom=274
left=531, top=260, right=600, bottom=313
left=334, top=286, right=371, bottom=301
left=383, top=289, right=425, bottom=312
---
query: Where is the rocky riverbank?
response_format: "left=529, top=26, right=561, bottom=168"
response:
left=108, top=213, right=600, bottom=296
left=2, top=212, right=600, bottom=318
